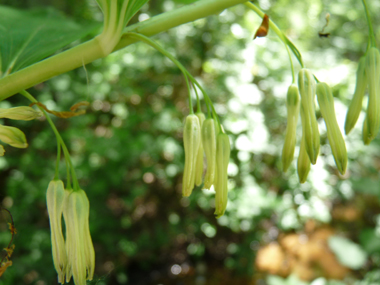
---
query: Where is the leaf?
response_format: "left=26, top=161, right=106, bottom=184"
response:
left=351, top=177, right=380, bottom=197
left=328, top=235, right=367, bottom=270
left=0, top=5, right=101, bottom=76
left=359, top=228, right=380, bottom=254
left=124, top=0, right=150, bottom=26
left=173, top=0, right=199, bottom=4
left=30, top=101, right=89, bottom=119
left=254, top=14, right=269, bottom=39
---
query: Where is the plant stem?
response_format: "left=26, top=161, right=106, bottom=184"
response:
left=20, top=90, right=80, bottom=190
left=244, top=2, right=304, bottom=68
left=361, top=0, right=376, bottom=48
left=55, top=140, right=61, bottom=180
left=285, top=45, right=295, bottom=84
left=126, top=32, right=222, bottom=131
left=0, top=0, right=248, bottom=101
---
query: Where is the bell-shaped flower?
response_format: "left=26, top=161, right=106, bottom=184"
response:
left=297, top=128, right=311, bottom=184
left=214, top=132, right=230, bottom=218
left=182, top=114, right=201, bottom=197
left=0, top=106, right=42, bottom=121
left=345, top=56, right=367, bottom=135
left=282, top=84, right=300, bottom=172
left=365, top=47, right=380, bottom=141
left=46, top=180, right=67, bottom=284
left=362, top=116, right=372, bottom=145
left=194, top=112, right=205, bottom=187
left=298, top=69, right=320, bottom=164
left=0, top=125, right=27, bottom=148
left=316, top=82, right=347, bottom=175
left=202, top=118, right=217, bottom=189
left=63, top=189, right=95, bottom=285
left=365, top=47, right=380, bottom=139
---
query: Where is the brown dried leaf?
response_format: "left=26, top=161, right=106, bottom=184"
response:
left=30, top=101, right=89, bottom=118
left=254, top=14, right=269, bottom=39
left=0, top=261, right=12, bottom=277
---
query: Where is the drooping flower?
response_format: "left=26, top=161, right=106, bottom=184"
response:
left=194, top=112, right=205, bottom=187
left=297, top=120, right=311, bottom=184
left=46, top=180, right=67, bottom=283
left=214, top=132, right=230, bottom=218
left=63, top=189, right=95, bottom=285
left=0, top=125, right=27, bottom=148
left=182, top=114, right=201, bottom=197
left=298, top=69, right=320, bottom=164
left=0, top=106, right=42, bottom=121
left=316, top=82, right=347, bottom=175
left=202, top=118, right=217, bottom=190
left=365, top=47, right=380, bottom=141
left=282, top=84, right=300, bottom=172
left=345, top=56, right=367, bottom=135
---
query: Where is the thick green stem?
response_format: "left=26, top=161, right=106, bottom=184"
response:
left=0, top=39, right=105, bottom=102
left=0, top=0, right=248, bottom=101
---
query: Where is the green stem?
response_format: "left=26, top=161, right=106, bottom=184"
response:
left=55, top=140, right=61, bottom=180
left=126, top=32, right=223, bottom=131
left=193, top=83, right=202, bottom=113
left=127, top=33, right=195, bottom=113
left=362, top=0, right=376, bottom=48
left=245, top=2, right=304, bottom=68
left=0, top=0, right=248, bottom=101
left=19, top=90, right=80, bottom=190
left=285, top=44, right=295, bottom=84
left=185, top=74, right=194, bottom=114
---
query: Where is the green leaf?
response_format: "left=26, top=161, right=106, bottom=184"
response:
left=351, top=177, right=380, bottom=197
left=173, top=0, right=199, bottom=4
left=125, top=0, right=149, bottom=26
left=328, top=235, right=367, bottom=270
left=359, top=228, right=380, bottom=254
left=0, top=5, right=101, bottom=76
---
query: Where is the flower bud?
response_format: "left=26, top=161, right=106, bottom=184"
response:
left=195, top=112, right=206, bottom=186
left=214, top=133, right=230, bottom=218
left=0, top=125, right=27, bottom=148
left=78, top=191, right=95, bottom=281
left=316, top=82, right=347, bottom=174
left=344, top=56, right=367, bottom=134
left=365, top=47, right=380, bottom=140
left=182, top=115, right=201, bottom=197
left=0, top=106, right=42, bottom=121
left=282, top=84, right=300, bottom=172
left=46, top=180, right=67, bottom=284
left=297, top=131, right=311, bottom=184
left=362, top=116, right=372, bottom=145
left=202, top=118, right=217, bottom=189
left=63, top=189, right=95, bottom=285
left=298, top=69, right=320, bottom=164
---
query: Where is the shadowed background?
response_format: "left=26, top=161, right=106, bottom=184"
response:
left=0, top=0, right=380, bottom=284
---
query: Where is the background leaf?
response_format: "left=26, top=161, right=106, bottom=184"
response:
left=0, top=5, right=100, bottom=76
left=328, top=236, right=367, bottom=270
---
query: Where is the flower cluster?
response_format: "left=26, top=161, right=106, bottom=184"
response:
left=282, top=69, right=347, bottom=183
left=46, top=180, right=95, bottom=285
left=0, top=106, right=41, bottom=154
left=345, top=47, right=380, bottom=144
left=182, top=112, right=230, bottom=218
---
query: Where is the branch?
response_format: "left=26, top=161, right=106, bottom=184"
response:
left=0, top=0, right=248, bottom=101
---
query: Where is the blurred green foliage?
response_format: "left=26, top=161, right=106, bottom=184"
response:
left=1, top=0, right=380, bottom=284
